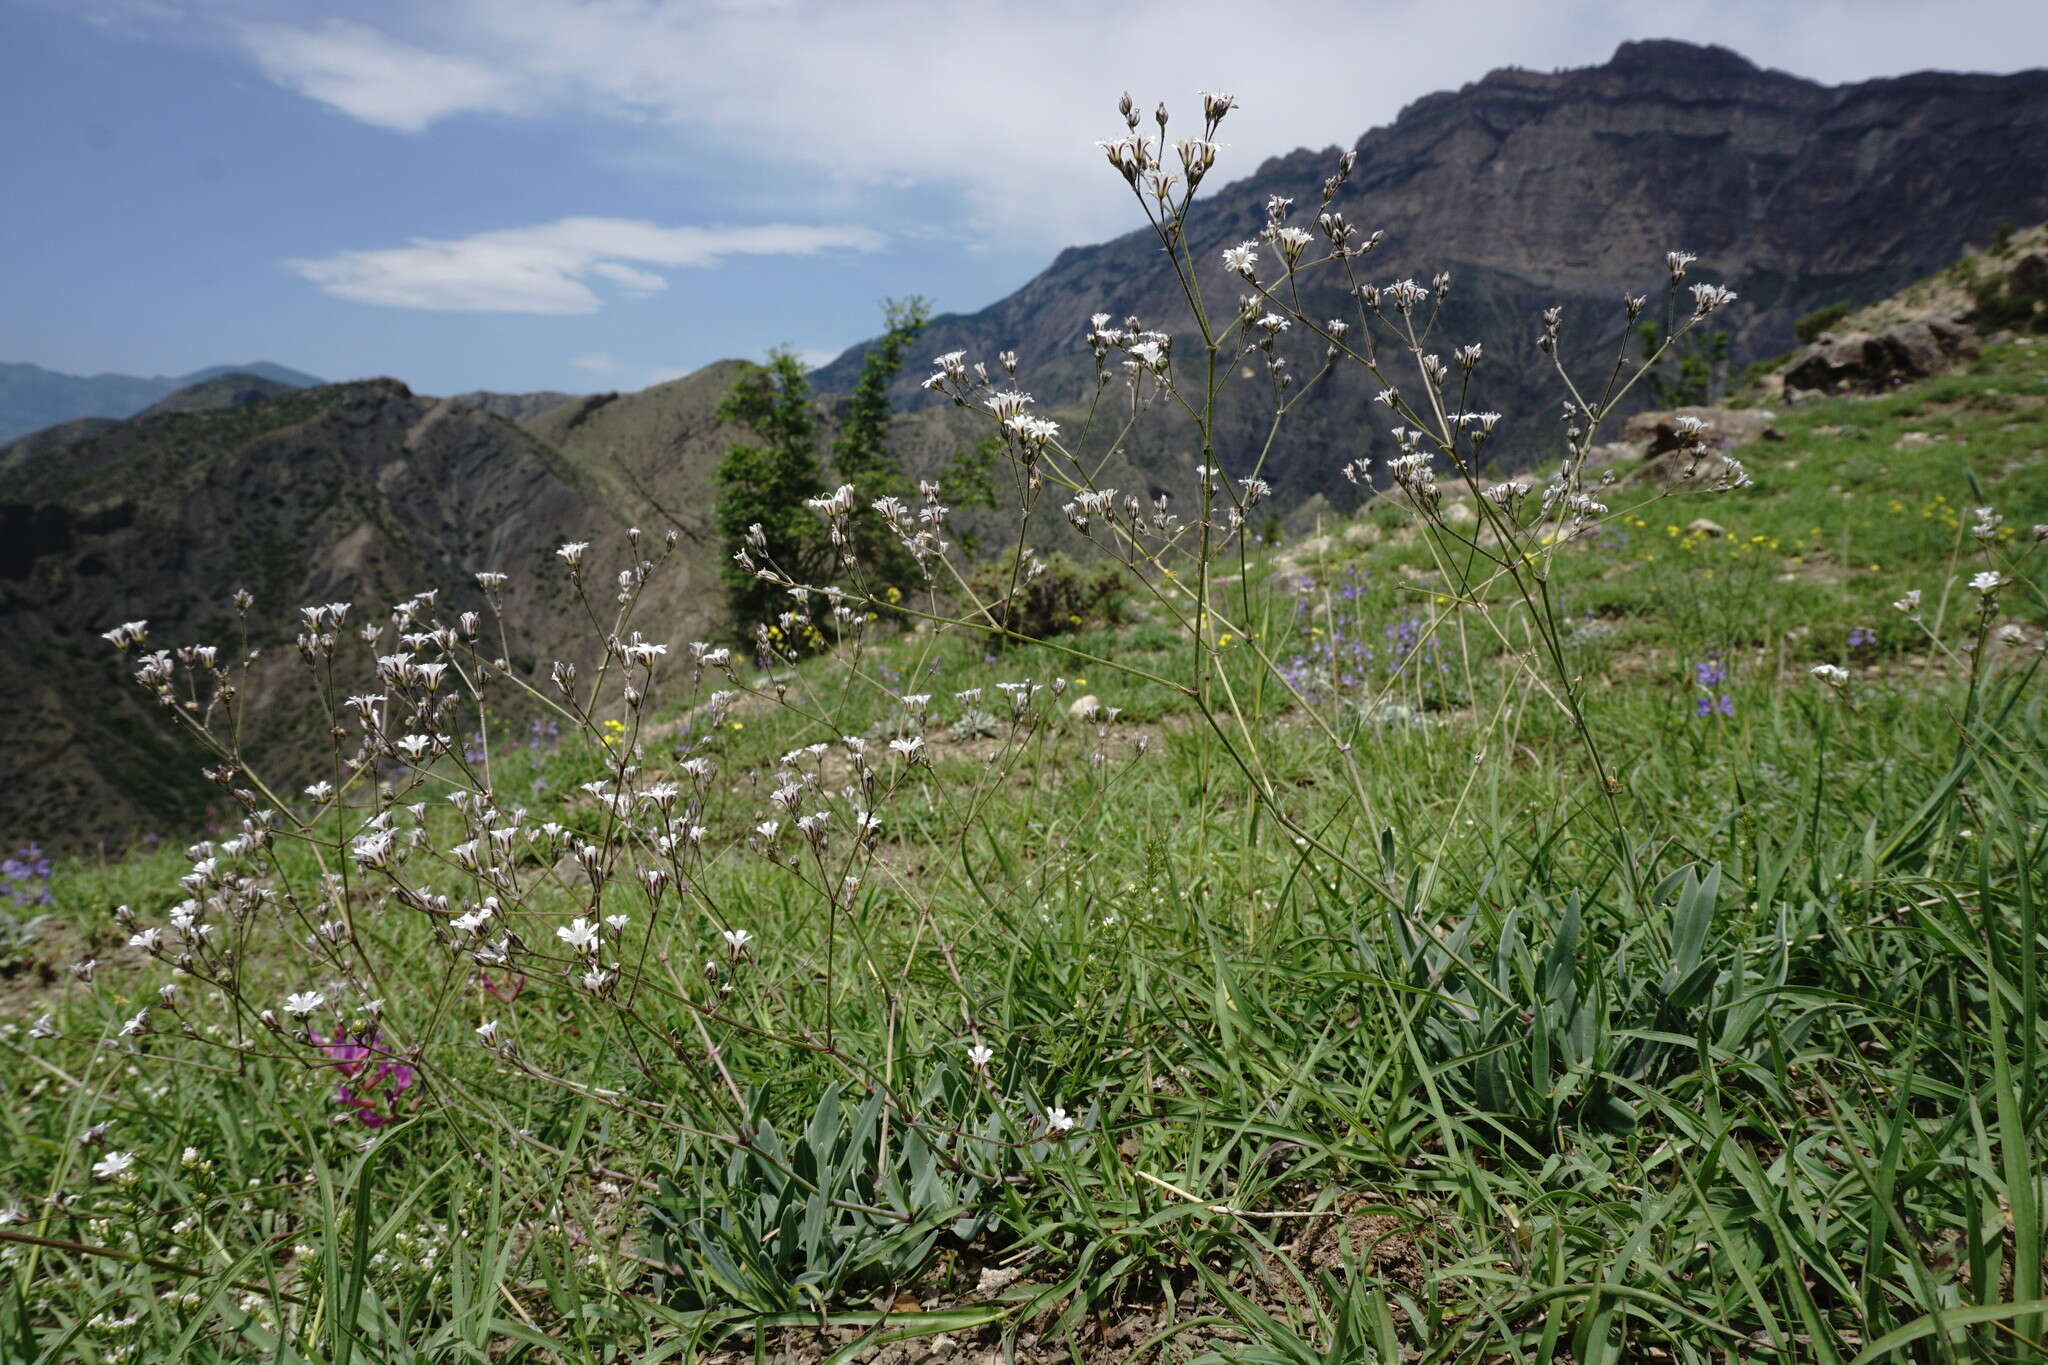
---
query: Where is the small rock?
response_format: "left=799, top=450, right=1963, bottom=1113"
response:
left=975, top=1265, right=1029, bottom=1295
left=1440, top=502, right=1476, bottom=527
left=1066, top=694, right=1101, bottom=721
left=1340, top=520, right=1379, bottom=544
left=1686, top=518, right=1728, bottom=537
left=1893, top=431, right=1937, bottom=451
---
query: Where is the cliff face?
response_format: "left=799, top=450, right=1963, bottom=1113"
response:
left=818, top=41, right=2048, bottom=502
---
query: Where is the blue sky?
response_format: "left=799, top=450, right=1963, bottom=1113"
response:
left=4, top=0, right=2045, bottom=398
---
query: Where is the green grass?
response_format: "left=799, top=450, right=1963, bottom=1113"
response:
left=3, top=341, right=2047, bottom=1363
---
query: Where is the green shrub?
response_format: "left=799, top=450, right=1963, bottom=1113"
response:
left=1793, top=301, right=1850, bottom=344
left=965, top=549, right=1122, bottom=642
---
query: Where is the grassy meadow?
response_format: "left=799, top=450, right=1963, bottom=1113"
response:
left=3, top=332, right=2047, bottom=1364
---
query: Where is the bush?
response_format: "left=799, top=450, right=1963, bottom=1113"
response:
left=965, top=549, right=1122, bottom=642
left=1793, top=301, right=1850, bottom=344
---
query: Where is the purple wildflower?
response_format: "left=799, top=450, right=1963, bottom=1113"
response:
left=316, top=1030, right=419, bottom=1129
left=1, top=845, right=54, bottom=908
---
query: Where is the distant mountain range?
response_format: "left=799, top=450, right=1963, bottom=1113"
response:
left=0, top=359, right=325, bottom=444
left=8, top=37, right=2048, bottom=845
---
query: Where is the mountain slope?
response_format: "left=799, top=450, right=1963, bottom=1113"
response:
left=0, top=360, right=323, bottom=444
left=521, top=363, right=754, bottom=542
left=0, top=380, right=647, bottom=845
left=453, top=390, right=583, bottom=423
left=134, top=372, right=301, bottom=421
left=816, top=40, right=2048, bottom=506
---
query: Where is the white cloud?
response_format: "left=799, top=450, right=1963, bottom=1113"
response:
left=221, top=1, right=2048, bottom=245
left=239, top=19, right=525, bottom=133
left=569, top=353, right=618, bottom=372
left=286, top=216, right=885, bottom=313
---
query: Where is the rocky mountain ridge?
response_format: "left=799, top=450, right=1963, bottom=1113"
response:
left=816, top=40, right=2048, bottom=505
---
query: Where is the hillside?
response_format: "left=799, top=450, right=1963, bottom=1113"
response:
left=522, top=362, right=756, bottom=541
left=0, top=360, right=322, bottom=444
left=0, top=380, right=667, bottom=845
left=7, top=265, right=2046, bottom=1361
left=132, top=371, right=300, bottom=421
left=0, top=417, right=120, bottom=475
left=817, top=40, right=2048, bottom=507
left=0, top=374, right=306, bottom=477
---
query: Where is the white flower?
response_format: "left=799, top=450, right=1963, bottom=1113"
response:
left=92, top=1151, right=135, bottom=1181
left=127, top=928, right=162, bottom=951
left=722, top=928, right=753, bottom=957
left=1970, top=571, right=2009, bottom=595
left=1128, top=340, right=1167, bottom=369
left=604, top=914, right=631, bottom=935
left=889, top=735, right=925, bottom=759
left=1690, top=283, right=1738, bottom=314
left=0, top=1205, right=24, bottom=1225
left=118, top=1009, right=150, bottom=1037
left=474, top=1020, right=499, bottom=1045
left=351, top=832, right=394, bottom=869
left=1004, top=414, right=1060, bottom=445
left=556, top=541, right=590, bottom=567
left=1892, top=590, right=1922, bottom=614
left=28, top=1013, right=55, bottom=1039
left=557, top=918, right=600, bottom=954
left=966, top=1043, right=994, bottom=1069
left=1044, top=1107, right=1076, bottom=1133
left=1810, top=664, right=1849, bottom=686
left=283, top=991, right=325, bottom=1017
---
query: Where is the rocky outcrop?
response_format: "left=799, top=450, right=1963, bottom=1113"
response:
left=1782, top=318, right=1981, bottom=394
left=1623, top=406, right=1784, bottom=454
